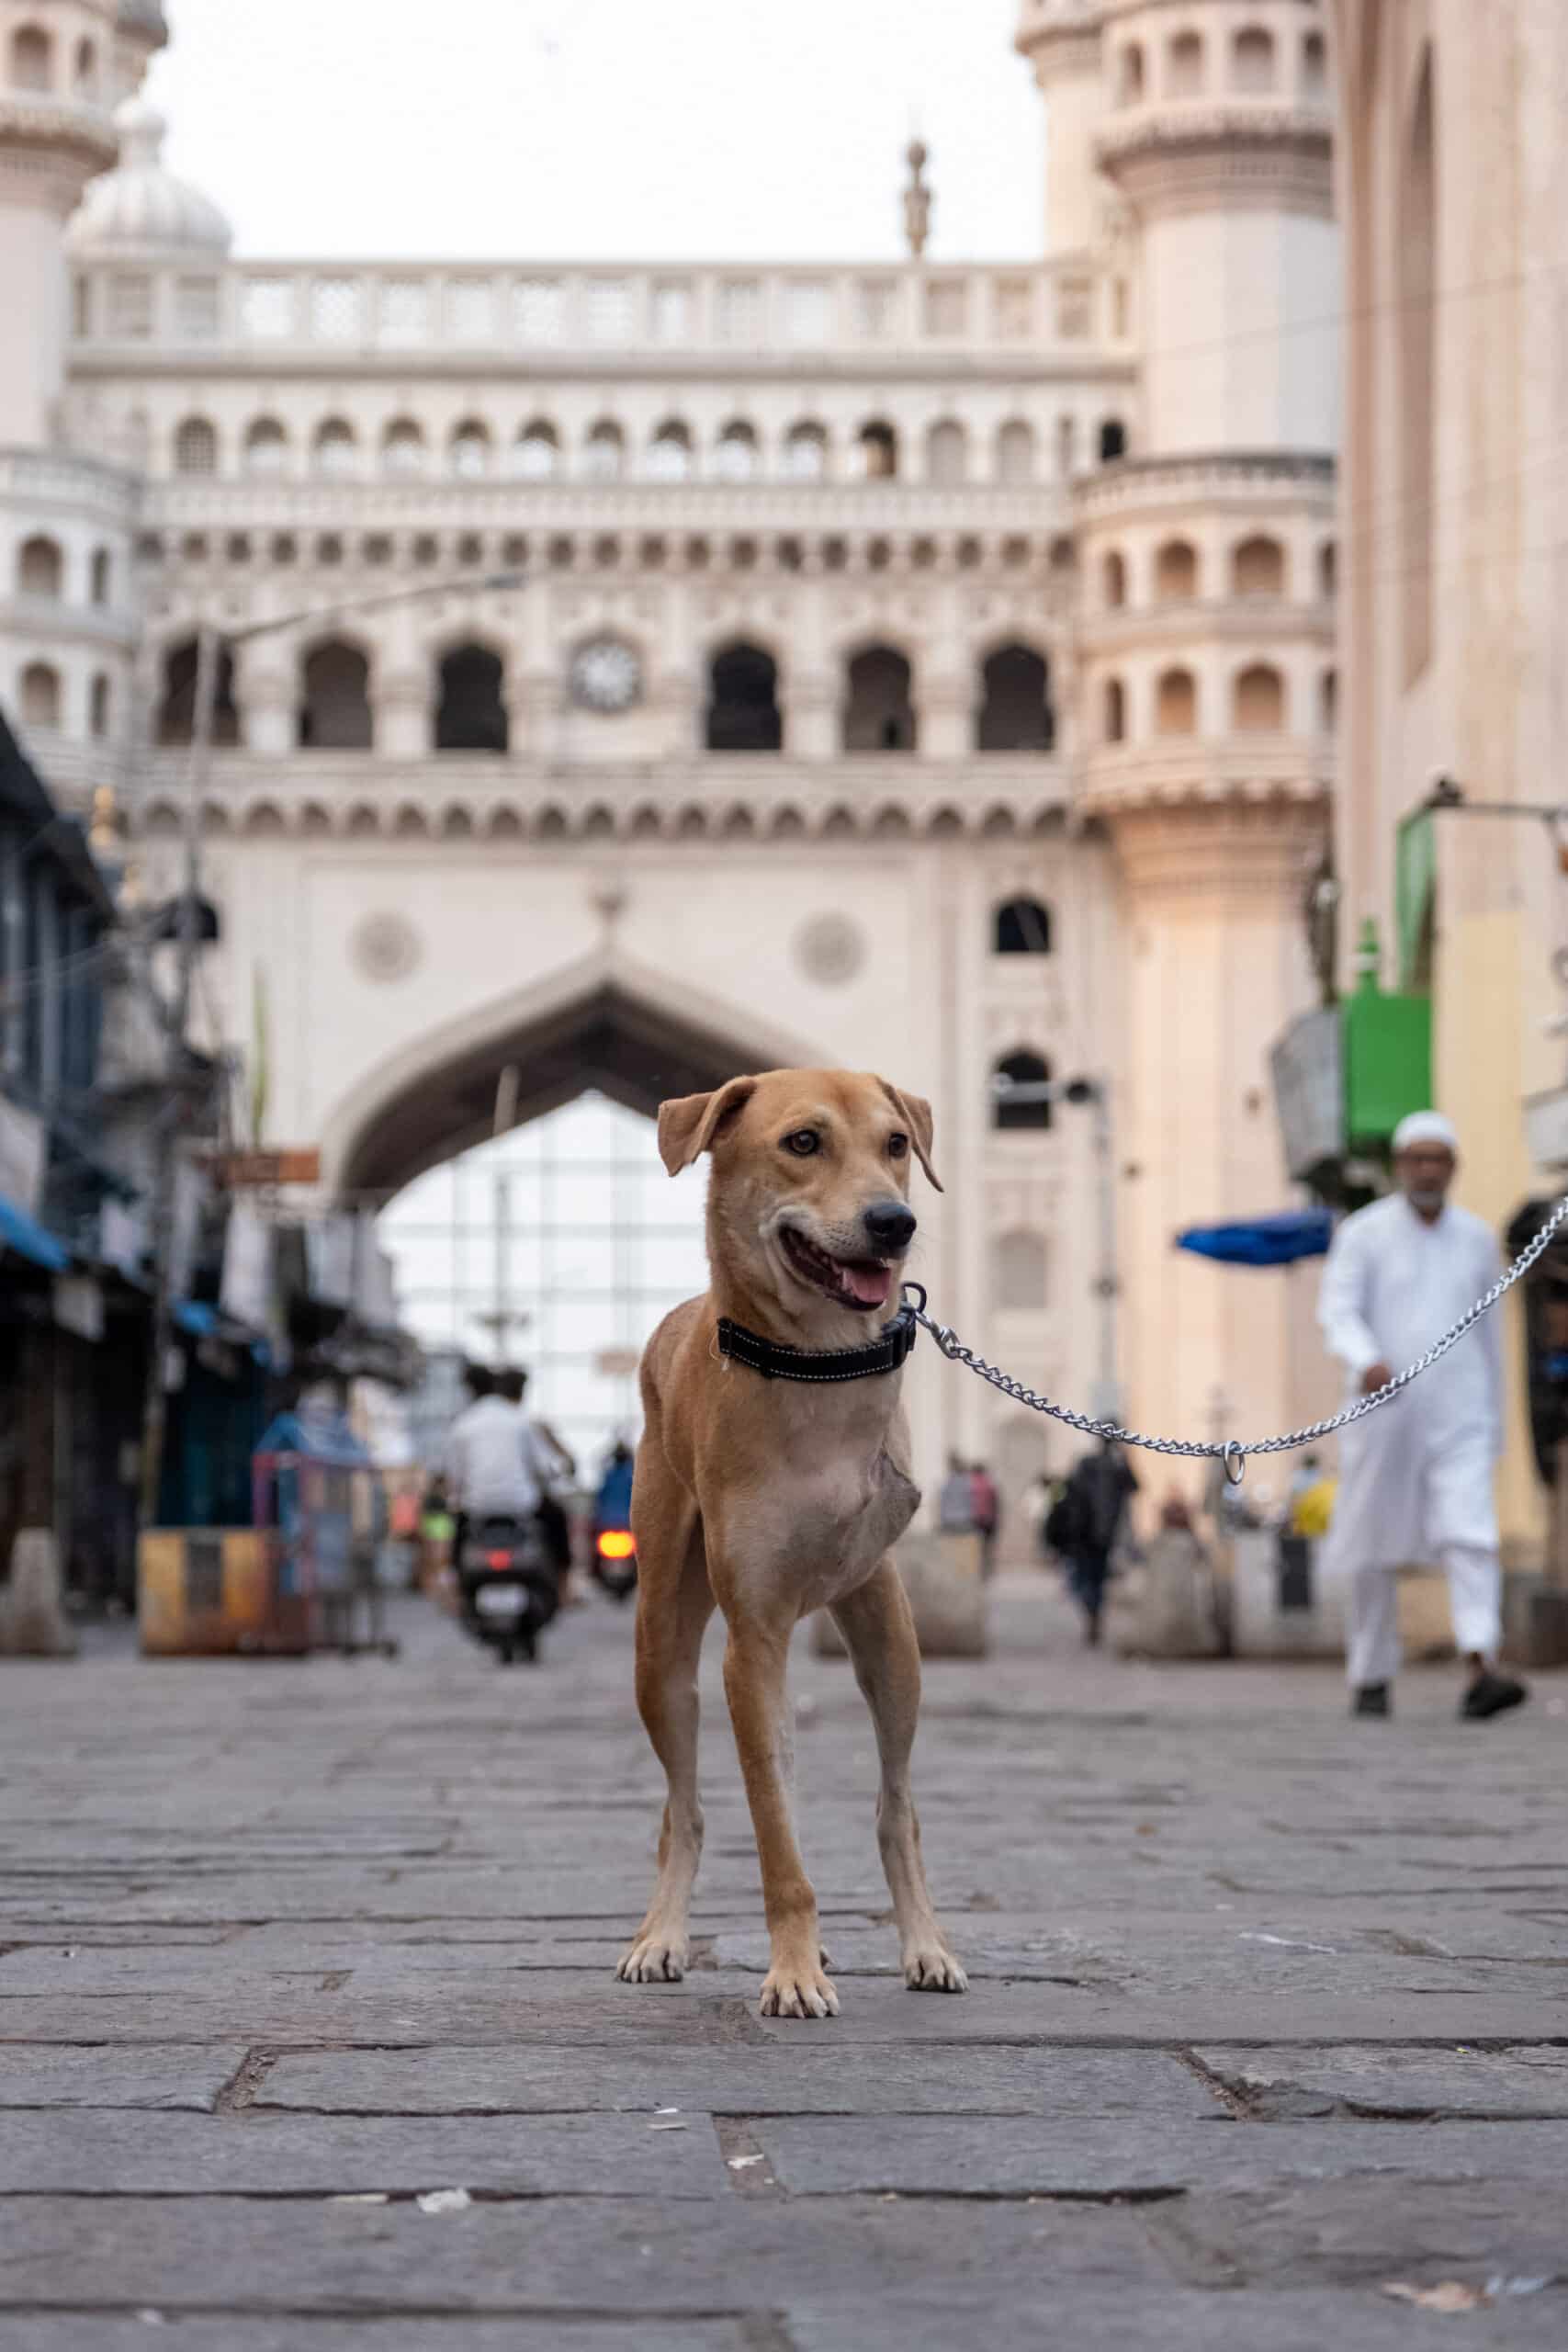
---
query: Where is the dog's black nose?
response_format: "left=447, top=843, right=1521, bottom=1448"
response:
left=863, top=1200, right=917, bottom=1255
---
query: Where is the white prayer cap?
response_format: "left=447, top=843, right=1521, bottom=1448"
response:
left=1392, top=1110, right=1459, bottom=1153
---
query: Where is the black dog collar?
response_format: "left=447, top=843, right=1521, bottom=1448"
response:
left=716, top=1301, right=919, bottom=1384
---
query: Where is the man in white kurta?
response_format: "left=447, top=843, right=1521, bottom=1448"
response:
left=1316, top=1112, right=1528, bottom=1720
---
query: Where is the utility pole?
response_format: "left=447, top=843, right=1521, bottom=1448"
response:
left=138, top=621, right=219, bottom=1528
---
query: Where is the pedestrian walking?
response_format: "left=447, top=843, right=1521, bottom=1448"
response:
left=938, top=1451, right=976, bottom=1533
left=1046, top=1441, right=1138, bottom=1646
left=968, top=1460, right=1001, bottom=1579
left=1316, top=1111, right=1528, bottom=1722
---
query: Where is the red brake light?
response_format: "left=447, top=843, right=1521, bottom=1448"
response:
left=597, top=1530, right=636, bottom=1561
left=485, top=1549, right=513, bottom=1570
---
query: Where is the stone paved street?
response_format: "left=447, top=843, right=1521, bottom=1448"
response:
left=2, top=1578, right=1566, bottom=2348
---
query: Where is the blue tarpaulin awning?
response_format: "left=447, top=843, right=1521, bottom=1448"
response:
left=1175, top=1210, right=1335, bottom=1269
left=0, top=1193, right=71, bottom=1272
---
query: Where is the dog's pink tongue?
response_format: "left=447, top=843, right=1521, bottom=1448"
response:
left=843, top=1261, right=894, bottom=1307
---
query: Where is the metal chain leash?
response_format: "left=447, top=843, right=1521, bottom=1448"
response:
left=901, top=1189, right=1568, bottom=1487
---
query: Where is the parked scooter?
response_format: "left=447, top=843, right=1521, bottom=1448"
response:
left=457, top=1514, right=559, bottom=1664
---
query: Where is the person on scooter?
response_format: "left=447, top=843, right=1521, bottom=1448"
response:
left=493, top=1366, right=581, bottom=1603
left=591, top=1438, right=637, bottom=1598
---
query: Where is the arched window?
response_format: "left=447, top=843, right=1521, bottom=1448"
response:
left=992, top=1229, right=1047, bottom=1308
left=1232, top=534, right=1285, bottom=597
left=312, top=419, right=358, bottom=479
left=1156, top=667, right=1198, bottom=735
left=1102, top=548, right=1127, bottom=608
left=843, top=645, right=916, bottom=752
left=382, top=419, right=426, bottom=477
left=857, top=420, right=898, bottom=481
left=1155, top=538, right=1199, bottom=602
left=17, top=536, right=62, bottom=599
left=994, top=898, right=1053, bottom=956
left=299, top=639, right=372, bottom=750
left=993, top=1050, right=1053, bottom=1132
left=90, top=547, right=111, bottom=606
left=174, top=417, right=218, bottom=477
left=1104, top=676, right=1127, bottom=743
left=706, top=641, right=782, bottom=752
left=89, top=673, right=111, bottom=741
left=155, top=639, right=240, bottom=747
left=1168, top=29, right=1204, bottom=96
left=1232, top=27, right=1275, bottom=93
left=1318, top=540, right=1337, bottom=600
left=73, top=37, right=96, bottom=98
left=714, top=421, right=760, bottom=482
left=1303, top=29, right=1327, bottom=99
left=1320, top=667, right=1338, bottom=734
left=784, top=422, right=828, bottom=481
left=450, top=421, right=491, bottom=480
left=1099, top=417, right=1127, bottom=464
left=1234, top=662, right=1285, bottom=731
left=435, top=644, right=508, bottom=752
left=513, top=420, right=559, bottom=481
left=10, top=26, right=51, bottom=90
left=1119, top=42, right=1145, bottom=105
left=19, top=662, right=61, bottom=729
left=927, top=419, right=967, bottom=487
left=977, top=646, right=1054, bottom=753
left=997, top=420, right=1035, bottom=486
left=648, top=420, right=694, bottom=481
left=582, top=420, right=626, bottom=482
left=243, top=418, right=288, bottom=478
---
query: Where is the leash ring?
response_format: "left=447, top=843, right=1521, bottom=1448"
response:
left=1222, top=1442, right=1246, bottom=1487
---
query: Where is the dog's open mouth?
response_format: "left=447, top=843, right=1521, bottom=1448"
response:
left=780, top=1226, right=897, bottom=1313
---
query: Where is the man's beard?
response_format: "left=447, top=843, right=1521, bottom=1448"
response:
left=1408, top=1185, right=1447, bottom=1212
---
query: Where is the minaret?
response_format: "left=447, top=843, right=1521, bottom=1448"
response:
left=0, top=3, right=161, bottom=447
left=1066, top=1, right=1340, bottom=1488
left=1014, top=0, right=1111, bottom=256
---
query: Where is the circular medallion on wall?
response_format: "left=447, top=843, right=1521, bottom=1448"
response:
left=570, top=635, right=644, bottom=714
left=794, top=912, right=867, bottom=988
left=352, top=911, right=423, bottom=985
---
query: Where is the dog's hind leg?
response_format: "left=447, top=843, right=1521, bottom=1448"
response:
left=618, top=1466, right=713, bottom=1985
left=830, top=1559, right=968, bottom=1995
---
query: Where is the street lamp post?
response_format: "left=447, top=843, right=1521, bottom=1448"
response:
left=134, top=570, right=525, bottom=1530
left=992, top=1069, right=1121, bottom=1423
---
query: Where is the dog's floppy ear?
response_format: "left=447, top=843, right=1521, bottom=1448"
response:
left=875, top=1078, right=942, bottom=1193
left=657, top=1076, right=758, bottom=1176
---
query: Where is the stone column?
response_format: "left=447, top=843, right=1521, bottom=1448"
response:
left=1103, top=791, right=1324, bottom=1508
left=379, top=671, right=431, bottom=760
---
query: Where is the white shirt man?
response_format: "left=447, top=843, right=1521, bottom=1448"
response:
left=444, top=1385, right=557, bottom=1521
left=1316, top=1111, right=1527, bottom=1721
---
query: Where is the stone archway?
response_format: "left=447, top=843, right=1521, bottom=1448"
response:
left=322, top=946, right=826, bottom=1198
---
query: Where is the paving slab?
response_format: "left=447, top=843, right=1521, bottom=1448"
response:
left=0, top=2109, right=732, bottom=2195
left=750, top=2113, right=1568, bottom=2195
left=256, top=2041, right=1216, bottom=2117
left=0, top=2043, right=245, bottom=2110
left=0, top=2328, right=759, bottom=2352
left=1145, top=2178, right=1568, bottom=2290
left=1198, top=2043, right=1568, bottom=2119
left=0, top=2195, right=1170, bottom=2311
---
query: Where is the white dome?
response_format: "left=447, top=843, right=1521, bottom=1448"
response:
left=67, top=100, right=231, bottom=258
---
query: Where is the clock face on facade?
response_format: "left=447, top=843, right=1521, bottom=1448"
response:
left=570, top=636, right=643, bottom=714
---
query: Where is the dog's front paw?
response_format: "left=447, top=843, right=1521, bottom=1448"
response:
left=903, top=1942, right=968, bottom=1994
left=617, top=1931, right=688, bottom=1984
left=759, top=1961, right=840, bottom=2019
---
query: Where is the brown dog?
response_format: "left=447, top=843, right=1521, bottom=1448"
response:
left=616, top=1068, right=967, bottom=2019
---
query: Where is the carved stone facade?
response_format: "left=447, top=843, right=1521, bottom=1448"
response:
left=0, top=0, right=1341, bottom=1503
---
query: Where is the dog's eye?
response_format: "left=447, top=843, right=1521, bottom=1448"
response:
left=887, top=1133, right=909, bottom=1160
left=783, top=1129, right=820, bottom=1158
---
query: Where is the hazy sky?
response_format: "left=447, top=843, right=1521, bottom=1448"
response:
left=146, top=0, right=1044, bottom=264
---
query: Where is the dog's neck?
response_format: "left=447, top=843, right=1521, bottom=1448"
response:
left=709, top=1261, right=899, bottom=1359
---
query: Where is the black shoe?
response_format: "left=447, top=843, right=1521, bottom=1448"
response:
left=1461, top=1669, right=1528, bottom=1721
left=1351, top=1683, right=1391, bottom=1718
